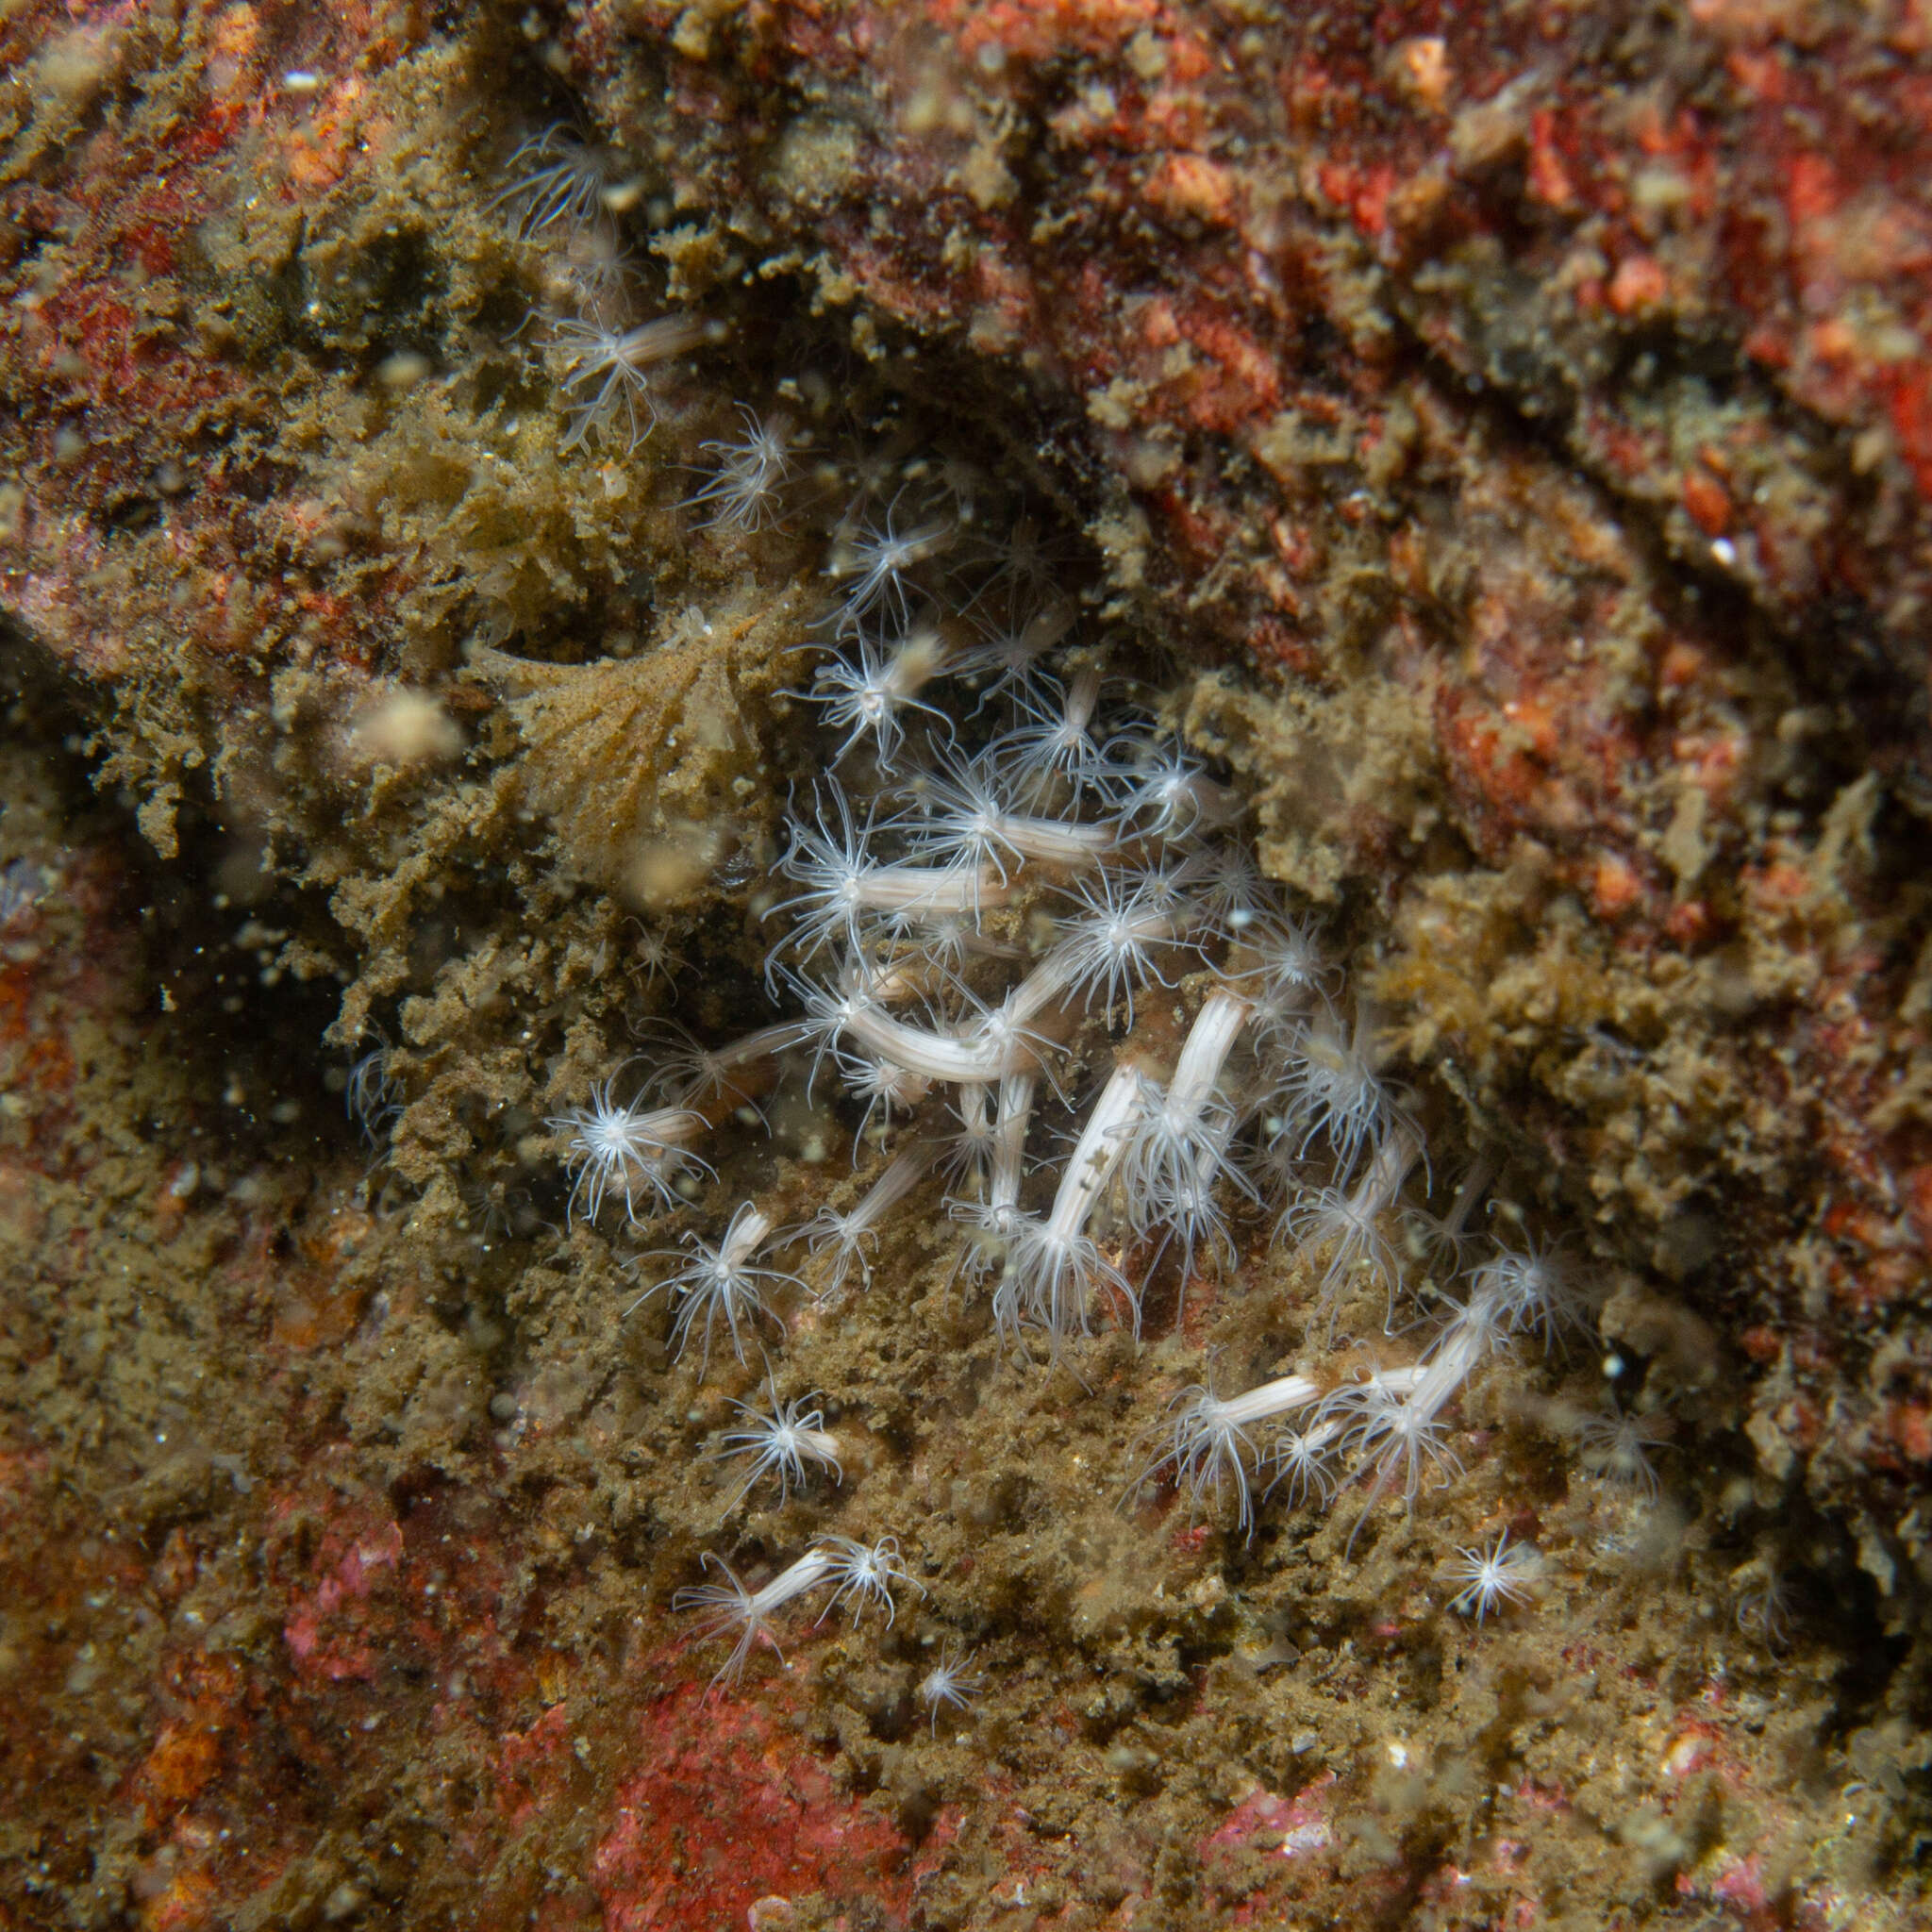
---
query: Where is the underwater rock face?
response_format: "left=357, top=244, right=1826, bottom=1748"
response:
left=2, top=2, right=1930, bottom=1929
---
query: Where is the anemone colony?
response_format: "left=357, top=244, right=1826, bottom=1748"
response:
left=458, top=127, right=1647, bottom=1690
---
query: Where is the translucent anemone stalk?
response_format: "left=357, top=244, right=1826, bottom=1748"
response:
left=842, top=994, right=1044, bottom=1087
left=547, top=1082, right=713, bottom=1228
left=548, top=313, right=723, bottom=455
left=1401, top=1256, right=1531, bottom=1426
left=709, top=1379, right=844, bottom=1511
left=948, top=1070, right=1039, bottom=1288
left=1329, top=1357, right=1469, bottom=1552
left=991, top=1071, right=1036, bottom=1214
left=673, top=1545, right=838, bottom=1686
left=993, top=1061, right=1148, bottom=1354
left=651, top=1021, right=814, bottom=1115
left=1114, top=991, right=1258, bottom=1292
left=979, top=811, right=1116, bottom=871
left=940, top=1079, right=996, bottom=1196
left=910, top=758, right=1125, bottom=875
left=1279, top=1124, right=1420, bottom=1333
left=769, top=786, right=1013, bottom=966
left=626, top=1202, right=800, bottom=1374
left=1142, top=1362, right=1433, bottom=1534
left=1168, top=989, right=1253, bottom=1118
left=785, top=965, right=1047, bottom=1091
left=1054, top=1060, right=1148, bottom=1232
left=858, top=863, right=1013, bottom=920
left=1139, top=1371, right=1324, bottom=1535
left=993, top=658, right=1109, bottom=796
left=801, top=1141, right=938, bottom=1298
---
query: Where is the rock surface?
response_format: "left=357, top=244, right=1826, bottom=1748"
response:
left=2, top=2, right=1929, bottom=1927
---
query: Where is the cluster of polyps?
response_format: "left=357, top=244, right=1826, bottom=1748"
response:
left=674, top=1535, right=922, bottom=1686
left=547, top=604, right=1351, bottom=1365
left=481, top=124, right=1603, bottom=1668
left=524, top=450, right=1608, bottom=1679
left=492, top=125, right=727, bottom=453
left=1135, top=1241, right=1584, bottom=1541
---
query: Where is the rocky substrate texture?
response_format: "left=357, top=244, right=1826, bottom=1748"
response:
left=2, top=2, right=1929, bottom=1928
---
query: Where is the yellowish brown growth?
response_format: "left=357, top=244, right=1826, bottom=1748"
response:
left=471, top=583, right=808, bottom=902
